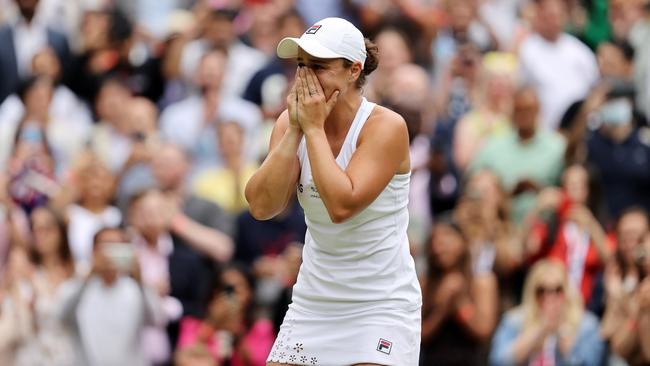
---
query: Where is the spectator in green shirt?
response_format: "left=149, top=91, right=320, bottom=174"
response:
left=470, top=86, right=566, bottom=223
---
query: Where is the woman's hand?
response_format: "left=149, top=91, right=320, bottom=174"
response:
left=295, top=67, right=339, bottom=135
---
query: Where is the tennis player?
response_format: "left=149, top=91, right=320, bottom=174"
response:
left=245, top=17, right=422, bottom=366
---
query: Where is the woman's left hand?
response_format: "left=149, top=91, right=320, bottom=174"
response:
left=295, top=67, right=339, bottom=135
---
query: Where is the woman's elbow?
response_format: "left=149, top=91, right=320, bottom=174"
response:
left=328, top=206, right=356, bottom=224
left=248, top=204, right=276, bottom=221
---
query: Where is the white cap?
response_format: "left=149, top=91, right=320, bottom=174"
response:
left=276, top=17, right=367, bottom=68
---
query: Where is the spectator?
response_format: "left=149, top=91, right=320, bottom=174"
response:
left=125, top=188, right=222, bottom=349
left=0, top=0, right=71, bottom=103
left=67, top=7, right=164, bottom=102
left=428, top=43, right=483, bottom=218
left=583, top=85, right=650, bottom=218
left=114, top=96, right=162, bottom=208
left=455, top=170, right=520, bottom=278
left=59, top=227, right=164, bottom=366
left=5, top=118, right=57, bottom=214
left=524, top=164, right=610, bottom=304
left=0, top=246, right=34, bottom=365
left=160, top=48, right=262, bottom=175
left=234, top=192, right=305, bottom=268
left=10, top=206, right=75, bottom=365
left=597, top=39, right=636, bottom=81
left=420, top=218, right=498, bottom=365
left=267, top=242, right=303, bottom=334
left=383, top=64, right=434, bottom=251
left=89, top=77, right=135, bottom=173
left=364, top=27, right=412, bottom=103
left=431, top=0, right=497, bottom=88
left=0, top=207, right=74, bottom=366
left=176, top=264, right=275, bottom=366
left=150, top=143, right=234, bottom=264
left=66, top=156, right=121, bottom=273
left=470, top=86, right=566, bottom=223
left=242, top=10, right=304, bottom=121
left=193, top=121, right=259, bottom=214
left=518, top=0, right=599, bottom=130
left=0, top=77, right=54, bottom=172
left=606, top=230, right=650, bottom=365
left=128, top=188, right=187, bottom=365
left=627, top=0, right=650, bottom=120
left=490, top=259, right=606, bottom=366
left=180, top=7, right=268, bottom=98
left=602, top=207, right=650, bottom=365
left=453, top=52, right=516, bottom=172
left=0, top=49, right=93, bottom=175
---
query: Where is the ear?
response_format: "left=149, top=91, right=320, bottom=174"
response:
left=349, top=62, right=363, bottom=83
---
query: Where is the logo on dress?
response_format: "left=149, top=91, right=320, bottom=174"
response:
left=305, top=25, right=321, bottom=34
left=298, top=183, right=303, bottom=193
left=377, top=338, right=392, bottom=355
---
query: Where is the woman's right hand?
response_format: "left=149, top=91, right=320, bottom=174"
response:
left=286, top=72, right=301, bottom=131
left=540, top=297, right=563, bottom=335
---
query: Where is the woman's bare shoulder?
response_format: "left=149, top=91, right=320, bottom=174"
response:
left=360, top=104, right=408, bottom=141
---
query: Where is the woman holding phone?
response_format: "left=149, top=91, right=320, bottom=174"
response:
left=246, top=17, right=421, bottom=366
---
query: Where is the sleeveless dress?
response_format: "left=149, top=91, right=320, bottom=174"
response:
left=267, top=98, right=422, bottom=365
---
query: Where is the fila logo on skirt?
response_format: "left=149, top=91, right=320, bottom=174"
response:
left=376, top=338, right=392, bottom=355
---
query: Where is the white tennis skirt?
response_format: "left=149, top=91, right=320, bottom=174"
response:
left=266, top=304, right=421, bottom=366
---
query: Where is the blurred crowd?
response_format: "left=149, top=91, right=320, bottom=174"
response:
left=0, top=0, right=649, bottom=365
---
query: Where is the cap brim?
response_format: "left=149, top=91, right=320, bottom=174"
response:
left=277, top=37, right=342, bottom=60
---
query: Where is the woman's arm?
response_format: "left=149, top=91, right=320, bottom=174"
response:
left=610, top=294, right=641, bottom=360
left=245, top=111, right=302, bottom=221
left=452, top=115, right=480, bottom=172
left=639, top=311, right=650, bottom=362
left=170, top=213, right=233, bottom=263
left=637, top=280, right=650, bottom=361
left=298, top=68, right=410, bottom=223
left=455, top=273, right=499, bottom=342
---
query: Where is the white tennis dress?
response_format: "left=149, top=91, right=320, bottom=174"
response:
left=267, top=98, right=422, bottom=366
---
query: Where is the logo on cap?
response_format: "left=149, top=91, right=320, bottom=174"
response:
left=305, top=25, right=321, bottom=35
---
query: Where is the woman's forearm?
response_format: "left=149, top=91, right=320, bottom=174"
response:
left=511, top=325, right=546, bottom=364
left=245, top=126, right=302, bottom=220
left=457, top=275, right=498, bottom=341
left=638, top=311, right=650, bottom=362
left=171, top=213, right=234, bottom=262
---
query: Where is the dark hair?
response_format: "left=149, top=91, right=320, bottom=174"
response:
left=606, top=39, right=635, bottom=62
left=109, top=8, right=133, bottom=45
left=342, top=38, right=379, bottom=88
left=616, top=206, right=649, bottom=231
left=210, top=8, right=239, bottom=22
left=92, top=227, right=127, bottom=250
left=614, top=206, right=650, bottom=274
left=29, top=206, right=73, bottom=269
left=207, top=263, right=256, bottom=328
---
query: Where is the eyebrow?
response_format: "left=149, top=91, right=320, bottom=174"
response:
left=297, top=57, right=327, bottom=65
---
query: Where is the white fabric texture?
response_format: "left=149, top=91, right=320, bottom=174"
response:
left=519, top=33, right=599, bottom=130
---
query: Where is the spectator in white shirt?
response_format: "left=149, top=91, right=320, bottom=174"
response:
left=180, top=8, right=268, bottom=98
left=518, top=0, right=599, bottom=130
left=59, top=227, right=163, bottom=366
left=161, top=48, right=262, bottom=178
